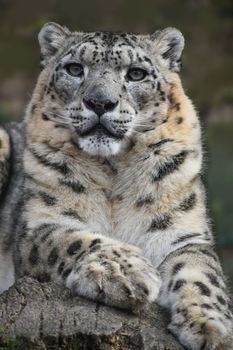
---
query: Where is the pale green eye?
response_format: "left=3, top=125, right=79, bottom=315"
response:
left=65, top=63, right=84, bottom=77
left=127, top=67, right=148, bottom=81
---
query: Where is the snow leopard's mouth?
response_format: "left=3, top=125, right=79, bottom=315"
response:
left=75, top=122, right=124, bottom=140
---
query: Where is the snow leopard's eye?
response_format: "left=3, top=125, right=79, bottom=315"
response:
left=126, top=67, right=148, bottom=82
left=65, top=63, right=84, bottom=77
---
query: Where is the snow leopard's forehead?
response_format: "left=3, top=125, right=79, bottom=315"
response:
left=58, top=31, right=155, bottom=70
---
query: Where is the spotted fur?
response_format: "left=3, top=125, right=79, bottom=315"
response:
left=0, top=22, right=232, bottom=350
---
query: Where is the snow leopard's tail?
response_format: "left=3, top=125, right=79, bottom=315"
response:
left=0, top=126, right=11, bottom=197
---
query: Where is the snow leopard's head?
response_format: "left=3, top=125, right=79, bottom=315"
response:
left=37, top=22, right=184, bottom=156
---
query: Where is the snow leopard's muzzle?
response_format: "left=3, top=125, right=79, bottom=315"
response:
left=74, top=87, right=128, bottom=140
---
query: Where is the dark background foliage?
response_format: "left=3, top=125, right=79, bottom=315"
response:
left=0, top=0, right=232, bottom=286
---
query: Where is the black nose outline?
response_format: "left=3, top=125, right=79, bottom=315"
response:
left=83, top=98, right=118, bottom=116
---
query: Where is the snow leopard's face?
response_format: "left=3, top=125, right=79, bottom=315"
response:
left=38, top=23, right=184, bottom=157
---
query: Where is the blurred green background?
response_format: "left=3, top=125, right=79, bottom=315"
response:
left=0, top=0, right=232, bottom=287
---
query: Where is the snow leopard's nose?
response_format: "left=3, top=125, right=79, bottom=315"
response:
left=83, top=97, right=119, bottom=116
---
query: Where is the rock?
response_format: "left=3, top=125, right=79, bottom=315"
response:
left=0, top=277, right=183, bottom=350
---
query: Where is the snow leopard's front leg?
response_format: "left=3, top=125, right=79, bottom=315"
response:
left=158, top=244, right=233, bottom=350
left=16, top=225, right=161, bottom=309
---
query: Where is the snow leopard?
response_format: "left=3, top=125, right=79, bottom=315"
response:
left=0, top=22, right=232, bottom=350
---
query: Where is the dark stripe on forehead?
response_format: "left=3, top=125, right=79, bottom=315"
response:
left=128, top=49, right=134, bottom=61
left=143, top=56, right=153, bottom=66
left=61, top=42, right=85, bottom=61
left=94, top=31, right=138, bottom=49
left=82, top=33, right=100, bottom=42
left=100, top=32, right=117, bottom=46
left=135, top=52, right=153, bottom=68
left=79, top=45, right=87, bottom=61
left=65, top=48, right=76, bottom=57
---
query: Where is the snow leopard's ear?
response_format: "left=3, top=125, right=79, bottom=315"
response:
left=38, top=22, right=70, bottom=66
left=151, top=27, right=184, bottom=72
